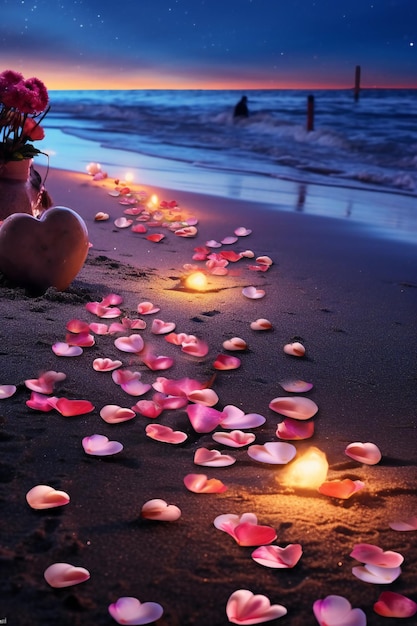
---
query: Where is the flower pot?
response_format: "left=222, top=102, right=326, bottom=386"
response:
left=0, top=159, right=41, bottom=220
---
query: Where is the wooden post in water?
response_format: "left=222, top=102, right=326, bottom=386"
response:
left=306, top=94, right=314, bottom=132
left=354, top=65, right=361, bottom=101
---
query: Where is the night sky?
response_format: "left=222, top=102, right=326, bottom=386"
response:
left=1, top=0, right=416, bottom=89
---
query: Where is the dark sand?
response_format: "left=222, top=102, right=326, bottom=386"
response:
left=0, top=167, right=416, bottom=625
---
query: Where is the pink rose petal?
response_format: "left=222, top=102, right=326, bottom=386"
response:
left=251, top=544, right=303, bottom=569
left=212, top=430, right=256, bottom=448
left=279, top=379, right=313, bottom=393
left=137, top=302, right=160, bottom=315
left=141, top=352, right=174, bottom=371
left=114, top=334, right=144, bottom=353
left=108, top=596, right=164, bottom=625
left=269, top=396, right=318, bottom=420
left=220, top=405, right=266, bottom=429
left=186, top=404, right=224, bottom=433
left=318, top=479, right=365, bottom=499
left=48, top=397, right=95, bottom=417
left=187, top=388, right=219, bottom=407
left=250, top=318, right=273, bottom=331
left=25, top=370, right=67, bottom=394
left=213, top=354, right=241, bottom=370
left=26, top=485, right=70, bottom=510
left=86, top=301, right=122, bottom=318
left=93, top=358, right=123, bottom=372
left=234, top=227, right=252, bottom=236
left=152, top=392, right=188, bottom=410
left=352, top=563, right=401, bottom=584
left=66, top=319, right=90, bottom=333
left=89, top=322, right=109, bottom=335
left=181, top=336, right=209, bottom=357
left=100, top=405, right=136, bottom=424
left=283, top=341, right=305, bottom=357
left=276, top=418, right=315, bottom=440
left=52, top=342, right=83, bottom=357
left=226, top=589, right=287, bottom=624
left=214, top=513, right=277, bottom=546
left=65, top=331, right=95, bottom=347
left=247, top=442, right=296, bottom=464
left=175, top=226, right=198, bottom=237
left=374, top=591, right=417, bottom=618
left=151, top=319, right=176, bottom=335
left=389, top=516, right=417, bottom=531
left=313, top=595, right=366, bottom=626
left=101, top=294, right=123, bottom=306
left=221, top=236, right=238, bottom=244
left=222, top=337, right=248, bottom=351
left=350, top=543, right=404, bottom=568
left=184, top=473, right=228, bottom=494
left=82, top=434, right=123, bottom=456
left=242, top=286, right=265, bottom=299
left=44, top=563, right=90, bottom=588
left=141, top=499, right=181, bottom=522
left=194, top=448, right=236, bottom=467
left=112, top=370, right=151, bottom=396
left=114, top=217, right=133, bottom=228
left=131, top=223, right=148, bottom=233
left=345, top=442, right=382, bottom=465
left=146, top=233, right=165, bottom=242
left=145, top=423, right=188, bottom=444
left=152, top=376, right=205, bottom=397
left=0, top=384, right=17, bottom=399
left=206, top=239, right=222, bottom=248
left=26, top=391, right=55, bottom=412
left=132, top=400, right=163, bottom=419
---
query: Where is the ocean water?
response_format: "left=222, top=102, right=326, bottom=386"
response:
left=38, top=89, right=417, bottom=241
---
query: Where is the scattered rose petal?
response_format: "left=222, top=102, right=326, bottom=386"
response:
left=0, top=384, right=17, bottom=399
left=93, top=358, right=123, bottom=372
left=194, top=448, right=236, bottom=467
left=221, top=236, right=238, bottom=245
left=213, top=354, right=241, bottom=370
left=234, top=227, right=252, bottom=237
left=26, top=485, right=70, bottom=510
left=44, top=563, right=90, bottom=588
left=132, top=399, right=163, bottom=419
left=222, top=337, right=248, bottom=351
left=220, top=251, right=243, bottom=262
left=152, top=392, right=188, bottom=410
left=352, top=563, right=401, bottom=584
left=345, top=442, right=382, bottom=465
left=318, top=479, right=365, bottom=499
left=145, top=424, right=188, bottom=444
left=94, top=211, right=109, bottom=221
left=114, top=217, right=133, bottom=228
left=89, top=322, right=109, bottom=335
left=152, top=376, right=205, bottom=397
left=82, top=434, right=123, bottom=456
left=241, top=249, right=255, bottom=258
left=100, top=405, right=136, bottom=424
left=269, top=396, right=318, bottom=420
left=283, top=341, right=305, bottom=357
left=206, top=239, right=222, bottom=248
left=276, top=418, right=315, bottom=440
left=114, top=334, right=144, bottom=353
left=52, top=342, right=83, bottom=357
left=220, top=405, right=266, bottom=429
left=131, top=223, right=148, bottom=233
left=146, top=233, right=165, bottom=242
left=108, top=596, right=164, bottom=625
left=65, top=331, right=95, bottom=347
left=26, top=391, right=55, bottom=412
left=374, top=591, right=417, bottom=618
left=86, top=302, right=122, bottom=318
left=175, top=226, right=197, bottom=237
left=48, top=397, right=95, bottom=417
left=313, top=595, right=366, bottom=626
left=247, top=442, right=297, bottom=465
left=66, top=319, right=90, bottom=333
left=151, top=319, right=176, bottom=335
left=389, top=516, right=417, bottom=531
left=184, top=473, right=228, bottom=494
left=141, top=351, right=174, bottom=371
left=24, top=371, right=65, bottom=395
left=226, top=589, right=287, bottom=625
left=256, top=255, right=273, bottom=266
left=187, top=388, right=219, bottom=407
left=250, top=318, right=272, bottom=331
left=214, top=513, right=277, bottom=547
left=350, top=543, right=404, bottom=568
left=279, top=379, right=313, bottom=393
left=251, top=544, right=303, bottom=569
left=112, top=369, right=151, bottom=396
left=186, top=404, right=224, bottom=433
left=137, top=301, right=160, bottom=315
left=141, top=499, right=181, bottom=521
left=212, top=430, right=256, bottom=448
left=242, top=286, right=265, bottom=299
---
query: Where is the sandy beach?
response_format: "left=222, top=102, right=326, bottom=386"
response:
left=1, top=165, right=416, bottom=625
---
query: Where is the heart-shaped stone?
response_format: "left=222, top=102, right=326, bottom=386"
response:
left=0, top=206, right=89, bottom=293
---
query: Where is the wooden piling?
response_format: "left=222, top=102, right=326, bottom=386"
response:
left=307, top=94, right=314, bottom=132
left=354, top=65, right=361, bottom=101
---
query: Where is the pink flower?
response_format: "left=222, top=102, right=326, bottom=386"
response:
left=23, top=117, right=45, bottom=140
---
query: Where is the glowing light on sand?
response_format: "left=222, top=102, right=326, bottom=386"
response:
left=124, top=171, right=134, bottom=182
left=282, top=446, right=328, bottom=489
left=184, top=271, right=208, bottom=291
left=149, top=194, right=159, bottom=207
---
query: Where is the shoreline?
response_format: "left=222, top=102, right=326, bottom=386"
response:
left=1, top=166, right=416, bottom=625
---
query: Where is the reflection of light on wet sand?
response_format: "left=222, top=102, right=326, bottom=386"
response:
left=281, top=447, right=329, bottom=490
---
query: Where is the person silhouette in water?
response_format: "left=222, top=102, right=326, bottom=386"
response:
left=233, top=95, right=249, bottom=118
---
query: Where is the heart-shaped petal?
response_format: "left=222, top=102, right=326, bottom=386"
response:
left=345, top=442, right=382, bottom=465
left=318, top=479, right=365, bottom=499
left=186, top=404, right=224, bottom=433
left=247, top=442, right=296, bottom=465
left=279, top=379, right=313, bottom=393
left=93, top=358, right=123, bottom=372
left=194, top=448, right=236, bottom=467
left=283, top=341, right=305, bottom=357
left=100, top=405, right=136, bottom=424
left=234, top=227, right=252, bottom=237
left=132, top=400, right=163, bottom=419
left=52, top=342, right=83, bottom=357
left=114, top=217, right=133, bottom=228
left=181, top=337, right=209, bottom=357
left=242, top=286, right=265, bottom=299
left=44, top=562, right=90, bottom=588
left=213, top=354, right=241, bottom=370
left=82, top=434, right=123, bottom=456
left=250, top=318, right=273, bottom=331
left=141, top=353, right=174, bottom=371
left=214, top=513, right=277, bottom=547
left=187, top=388, right=219, bottom=407
left=352, top=563, right=401, bottom=584
left=276, top=418, right=315, bottom=440
left=184, top=473, right=228, bottom=494
left=151, top=319, right=176, bottom=334
left=26, top=391, right=55, bottom=412
left=226, top=589, right=287, bottom=624
left=374, top=591, right=417, bottom=618
left=220, top=405, right=265, bottom=429
left=25, top=370, right=67, bottom=394
left=145, top=424, right=187, bottom=444
left=48, top=397, right=94, bottom=417
left=389, top=516, right=417, bottom=531
left=251, top=544, right=303, bottom=569
left=146, top=233, right=165, bottom=242
left=212, top=430, right=256, bottom=448
left=141, top=498, right=181, bottom=521
left=221, top=235, right=238, bottom=245
left=66, top=319, right=90, bottom=333
left=269, top=396, right=318, bottom=420
left=222, top=337, right=248, bottom=351
left=108, top=596, right=164, bottom=625
left=313, top=595, right=366, bottom=626
left=26, top=485, right=70, bottom=509
left=0, top=384, right=17, bottom=399
left=65, top=331, right=95, bottom=347
left=137, top=301, right=160, bottom=315
left=350, top=543, right=404, bottom=568
left=114, top=334, right=144, bottom=353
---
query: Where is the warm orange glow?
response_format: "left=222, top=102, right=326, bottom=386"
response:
left=184, top=272, right=208, bottom=291
left=124, top=172, right=134, bottom=183
left=282, top=447, right=328, bottom=490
